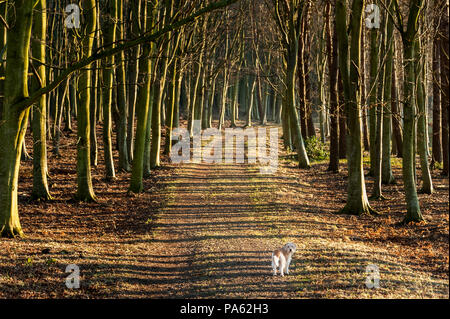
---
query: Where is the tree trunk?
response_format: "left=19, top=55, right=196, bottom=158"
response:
left=90, top=14, right=101, bottom=169
left=286, top=47, right=310, bottom=169
left=256, top=71, right=265, bottom=125
left=338, top=71, right=346, bottom=159
left=440, top=3, right=449, bottom=176
left=76, top=0, right=97, bottom=202
left=415, top=39, right=434, bottom=194
left=231, top=70, right=240, bottom=127
left=219, top=69, right=229, bottom=130
left=391, top=62, right=403, bottom=157
left=399, top=0, right=425, bottom=222
left=372, top=82, right=383, bottom=198
left=281, top=96, right=292, bottom=151
left=381, top=0, right=395, bottom=185
left=0, top=0, right=34, bottom=237
left=368, top=26, right=379, bottom=176
left=402, top=41, right=423, bottom=222
left=116, top=0, right=130, bottom=172
left=126, top=1, right=142, bottom=164
left=31, top=0, right=52, bottom=200
left=246, top=75, right=256, bottom=127
left=336, top=0, right=375, bottom=215
left=129, top=0, right=155, bottom=193
left=432, top=36, right=442, bottom=164
left=326, top=1, right=339, bottom=172
left=102, top=0, right=118, bottom=181
left=206, top=74, right=216, bottom=129
left=164, top=52, right=179, bottom=155
left=361, top=28, right=370, bottom=151
left=53, top=80, right=69, bottom=156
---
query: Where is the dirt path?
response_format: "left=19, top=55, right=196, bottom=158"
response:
left=138, top=162, right=303, bottom=298
left=1, top=125, right=448, bottom=299
left=117, top=139, right=448, bottom=298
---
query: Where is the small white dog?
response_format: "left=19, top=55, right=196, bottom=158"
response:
left=271, top=242, right=297, bottom=277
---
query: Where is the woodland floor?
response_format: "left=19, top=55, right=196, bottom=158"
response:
left=0, top=121, right=448, bottom=298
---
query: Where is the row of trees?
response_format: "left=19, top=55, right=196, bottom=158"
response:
left=269, top=0, right=449, bottom=222
left=0, top=0, right=239, bottom=237
left=0, top=0, right=448, bottom=237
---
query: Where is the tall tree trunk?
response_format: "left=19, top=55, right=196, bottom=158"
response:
left=0, top=1, right=6, bottom=119
left=338, top=71, right=346, bottom=159
left=361, top=28, right=370, bottom=151
left=126, top=1, right=142, bottom=163
left=150, top=1, right=172, bottom=169
left=336, top=0, right=376, bottom=215
left=298, top=68, right=307, bottom=137
left=31, top=0, right=52, bottom=200
left=368, top=23, right=379, bottom=176
left=415, top=38, right=434, bottom=194
left=129, top=0, right=155, bottom=193
left=231, top=68, right=240, bottom=127
left=102, top=0, right=118, bottom=181
left=402, top=41, right=422, bottom=221
left=286, top=47, right=310, bottom=169
left=164, top=50, right=179, bottom=155
left=202, top=61, right=212, bottom=129
left=116, top=0, right=130, bottom=172
left=281, top=96, right=292, bottom=151
left=76, top=0, right=97, bottom=202
left=194, top=17, right=208, bottom=129
left=326, top=1, right=339, bottom=172
left=298, top=3, right=310, bottom=139
left=371, top=95, right=383, bottom=198
left=246, top=75, right=256, bottom=127
left=189, top=22, right=203, bottom=135
left=381, top=0, right=396, bottom=185
left=174, top=68, right=182, bottom=130
left=440, top=2, right=449, bottom=176
left=432, top=36, right=442, bottom=164
left=400, top=0, right=424, bottom=222
left=372, top=10, right=386, bottom=199
left=90, top=11, right=101, bottom=169
left=0, top=0, right=34, bottom=237
left=256, top=71, right=265, bottom=125
left=53, top=80, right=69, bottom=156
left=143, top=81, right=155, bottom=177
left=219, top=70, right=229, bottom=130
left=391, top=62, right=403, bottom=157
left=66, top=78, right=75, bottom=132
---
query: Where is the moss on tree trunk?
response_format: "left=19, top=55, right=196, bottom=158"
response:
left=76, top=0, right=97, bottom=202
left=31, top=0, right=52, bottom=200
left=0, top=0, right=34, bottom=237
left=336, top=0, right=376, bottom=215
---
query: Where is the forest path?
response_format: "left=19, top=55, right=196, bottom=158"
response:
left=125, top=125, right=311, bottom=298
left=130, top=126, right=448, bottom=299
left=2, top=125, right=447, bottom=298
left=141, top=160, right=302, bottom=298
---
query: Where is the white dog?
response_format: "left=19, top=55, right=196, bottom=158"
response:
left=271, top=243, right=297, bottom=277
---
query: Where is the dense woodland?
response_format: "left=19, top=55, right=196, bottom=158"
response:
left=0, top=0, right=448, bottom=247
left=0, top=0, right=448, bottom=299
